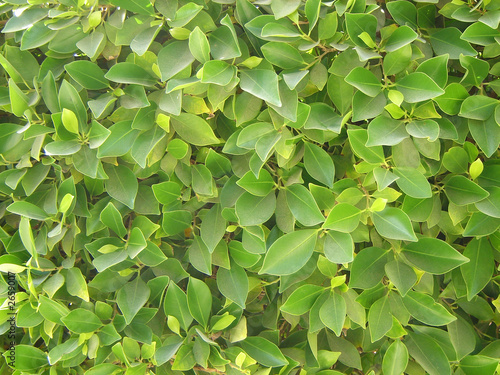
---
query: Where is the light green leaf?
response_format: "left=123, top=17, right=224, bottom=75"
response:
left=103, top=164, right=138, bottom=209
left=240, top=337, right=288, bottom=367
left=61, top=308, right=102, bottom=333
left=235, top=191, right=276, bottom=226
left=345, top=67, right=382, bottom=97
left=100, top=202, right=127, bottom=237
left=393, top=168, right=432, bottom=199
left=445, top=175, right=490, bottom=206
left=372, top=207, right=417, bottom=242
left=303, top=142, right=335, bottom=188
left=402, top=291, right=456, bottom=326
left=239, top=69, right=281, bottom=107
left=187, top=277, right=212, bottom=329
left=384, top=260, right=416, bottom=296
left=402, top=238, right=469, bottom=274
left=117, top=276, right=150, bottom=324
left=105, top=63, right=156, bottom=86
left=217, top=261, right=248, bottom=308
left=320, top=291, right=346, bottom=337
left=260, top=229, right=318, bottom=276
left=349, top=247, right=389, bottom=289
left=368, top=295, right=392, bottom=342
left=171, top=113, right=219, bottom=146
left=461, top=238, right=494, bottom=300
left=396, top=72, right=444, bottom=103
left=281, top=284, right=325, bottom=316
left=323, top=203, right=361, bottom=233
left=261, top=42, right=304, bottom=69
left=382, top=340, right=409, bottom=375
left=65, top=61, right=108, bottom=90
left=286, top=184, right=325, bottom=227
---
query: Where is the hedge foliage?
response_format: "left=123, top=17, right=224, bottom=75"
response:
left=1, top=0, right=500, bottom=374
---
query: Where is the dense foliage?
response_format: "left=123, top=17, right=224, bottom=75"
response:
left=1, top=0, right=500, bottom=374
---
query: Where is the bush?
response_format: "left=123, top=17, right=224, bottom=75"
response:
left=1, top=0, right=500, bottom=374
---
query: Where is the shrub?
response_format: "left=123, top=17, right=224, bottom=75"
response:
left=0, top=0, right=500, bottom=374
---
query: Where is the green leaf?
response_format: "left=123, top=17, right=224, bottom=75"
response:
left=323, top=203, right=361, bottom=233
left=260, top=229, right=318, bottom=275
left=171, top=113, right=219, bottom=146
left=303, top=142, right=335, bottom=188
left=172, top=344, right=196, bottom=371
left=235, top=191, right=276, bottom=226
left=445, top=175, right=490, bottom=205
left=200, top=204, right=226, bottom=253
left=164, top=282, right=193, bottom=331
left=271, top=0, right=301, bottom=19
left=281, top=284, right=325, bottom=315
left=110, top=0, right=154, bottom=16
left=384, top=259, right=417, bottom=296
left=382, top=340, right=409, bottom=375
left=192, top=164, right=214, bottom=196
left=127, top=227, right=147, bottom=258
left=170, top=3, right=203, bottom=28
left=65, top=61, right=108, bottom=90
left=152, top=181, right=181, bottom=206
left=459, top=96, right=498, bottom=120
left=239, top=69, right=281, bottom=107
left=237, top=170, right=275, bottom=197
left=393, top=168, right=432, bottom=199
left=406, top=120, right=439, bottom=141
left=442, top=147, right=469, bottom=174
left=97, top=121, right=141, bottom=158
left=406, top=331, right=451, bottom=375
left=429, top=27, right=476, bottom=60
left=345, top=13, right=378, bottom=48
left=345, top=67, right=382, bottom=97
left=349, top=247, right=389, bottom=289
left=396, top=73, right=444, bottom=103
left=117, top=276, right=150, bottom=324
left=12, top=345, right=49, bottom=371
left=162, top=210, right=192, bottom=236
left=461, top=238, right=494, bottom=300
left=460, top=355, right=498, bottom=375
left=434, top=83, right=469, bottom=115
left=402, top=291, right=456, bottom=326
left=286, top=184, right=325, bottom=227
left=200, top=61, right=236, bottom=86
left=7, top=201, right=50, bottom=221
left=475, top=187, right=500, bottom=218
left=448, top=316, right=476, bottom=360
left=61, top=308, right=102, bottom=333
left=386, top=1, right=417, bottom=28
left=324, top=231, right=354, bottom=263
left=348, top=128, right=385, bottom=164
left=384, top=25, right=418, bottom=52
left=402, top=238, right=469, bottom=274
left=368, top=295, right=392, bottom=342
left=372, top=207, right=417, bottom=242
left=240, top=337, right=289, bottom=367
left=261, top=42, right=304, bottom=69
left=66, top=267, right=89, bottom=302
left=367, top=116, right=408, bottom=146
left=103, top=164, right=138, bottom=209
left=461, top=22, right=500, bottom=46
left=158, top=41, right=195, bottom=81
left=105, top=63, right=156, bottom=86
left=100, top=202, right=127, bottom=238
left=187, top=277, right=212, bottom=329
left=216, top=261, right=248, bottom=308
left=320, top=291, right=346, bottom=337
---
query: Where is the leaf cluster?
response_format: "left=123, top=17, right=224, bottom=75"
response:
left=0, top=0, right=500, bottom=374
